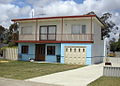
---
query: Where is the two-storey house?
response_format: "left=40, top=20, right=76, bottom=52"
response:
left=12, top=15, right=105, bottom=65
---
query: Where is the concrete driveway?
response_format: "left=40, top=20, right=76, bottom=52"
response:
left=0, top=77, right=61, bottom=86
left=26, top=64, right=103, bottom=86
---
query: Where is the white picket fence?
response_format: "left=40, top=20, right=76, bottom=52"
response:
left=3, top=48, right=18, bottom=60
left=103, top=57, right=120, bottom=77
left=103, top=66, right=120, bottom=77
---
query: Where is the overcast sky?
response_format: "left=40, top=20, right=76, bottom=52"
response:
left=0, top=0, right=120, bottom=39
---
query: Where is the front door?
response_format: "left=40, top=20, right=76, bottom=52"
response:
left=35, top=44, right=45, bottom=61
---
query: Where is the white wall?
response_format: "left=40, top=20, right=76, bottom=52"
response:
left=91, top=20, right=104, bottom=63
left=19, top=22, right=36, bottom=40
left=38, top=19, right=62, bottom=41
left=18, top=18, right=93, bottom=41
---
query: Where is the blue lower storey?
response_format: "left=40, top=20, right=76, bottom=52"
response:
left=18, top=43, right=92, bottom=65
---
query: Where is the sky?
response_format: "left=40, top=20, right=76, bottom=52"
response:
left=0, top=0, right=120, bottom=39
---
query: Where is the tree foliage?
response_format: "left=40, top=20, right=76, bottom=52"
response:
left=86, top=12, right=119, bottom=39
left=110, top=38, right=120, bottom=52
left=100, top=13, right=118, bottom=38
left=0, top=25, right=6, bottom=42
left=8, top=23, right=19, bottom=41
left=0, top=23, right=18, bottom=47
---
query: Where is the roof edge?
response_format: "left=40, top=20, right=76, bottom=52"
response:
left=12, top=15, right=96, bottom=22
left=15, top=40, right=94, bottom=43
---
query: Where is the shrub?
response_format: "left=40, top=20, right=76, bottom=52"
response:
left=3, top=40, right=8, bottom=44
left=8, top=42, right=16, bottom=47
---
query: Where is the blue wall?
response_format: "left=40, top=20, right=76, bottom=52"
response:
left=45, top=43, right=61, bottom=62
left=60, top=43, right=92, bottom=65
left=18, top=43, right=61, bottom=62
left=18, top=43, right=35, bottom=61
left=18, top=43, right=92, bottom=65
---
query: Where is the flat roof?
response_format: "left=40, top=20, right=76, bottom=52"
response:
left=11, top=14, right=105, bottom=26
left=12, top=15, right=96, bottom=21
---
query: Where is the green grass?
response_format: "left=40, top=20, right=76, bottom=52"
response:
left=88, top=76, right=120, bottom=86
left=0, top=59, right=83, bottom=80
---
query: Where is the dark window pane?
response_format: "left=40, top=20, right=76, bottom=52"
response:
left=70, top=48, right=72, bottom=52
left=83, top=48, right=85, bottom=52
left=82, top=25, right=86, bottom=34
left=74, top=48, right=76, bottom=52
left=40, top=25, right=56, bottom=40
left=47, top=46, right=55, bottom=55
left=21, top=46, right=28, bottom=54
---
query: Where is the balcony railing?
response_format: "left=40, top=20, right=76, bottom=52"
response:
left=40, top=34, right=93, bottom=41
left=19, top=34, right=93, bottom=41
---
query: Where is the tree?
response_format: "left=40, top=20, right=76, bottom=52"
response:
left=110, top=38, right=120, bottom=52
left=100, top=13, right=119, bottom=38
left=0, top=25, right=5, bottom=42
left=86, top=12, right=119, bottom=39
left=116, top=38, right=120, bottom=51
left=8, top=23, right=19, bottom=41
left=6, top=23, right=19, bottom=47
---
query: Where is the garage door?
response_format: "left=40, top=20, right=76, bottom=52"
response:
left=64, top=46, right=86, bottom=65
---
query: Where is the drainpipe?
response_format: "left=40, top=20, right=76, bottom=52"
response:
left=35, top=19, right=38, bottom=41
left=91, top=17, right=93, bottom=41
left=61, top=18, right=63, bottom=41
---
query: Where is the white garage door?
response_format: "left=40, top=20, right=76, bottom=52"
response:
left=64, top=46, right=86, bottom=65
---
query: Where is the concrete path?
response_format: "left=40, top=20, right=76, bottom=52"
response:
left=0, top=77, right=61, bottom=86
left=26, top=64, right=104, bottom=86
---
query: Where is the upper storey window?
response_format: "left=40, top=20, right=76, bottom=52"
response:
left=40, top=25, right=56, bottom=40
left=71, top=25, right=86, bottom=34
left=21, top=26, right=33, bottom=35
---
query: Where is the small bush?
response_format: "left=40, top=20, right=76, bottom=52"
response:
left=8, top=42, right=16, bottom=47
left=3, top=40, right=8, bottom=44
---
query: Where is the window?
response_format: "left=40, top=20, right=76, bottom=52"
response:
left=83, top=48, right=85, bottom=52
left=70, top=48, right=72, bottom=52
left=47, top=46, right=55, bottom=55
left=40, top=25, right=56, bottom=40
left=21, top=26, right=33, bottom=35
left=82, top=25, right=86, bottom=34
left=40, top=26, right=47, bottom=40
left=21, top=46, right=28, bottom=54
left=74, top=48, right=76, bottom=52
left=71, top=25, right=80, bottom=34
left=48, top=26, right=56, bottom=40
left=66, top=48, right=68, bottom=52
left=71, top=25, right=86, bottom=34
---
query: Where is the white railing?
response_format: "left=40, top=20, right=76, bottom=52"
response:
left=19, top=34, right=93, bottom=41
left=103, top=66, right=120, bottom=77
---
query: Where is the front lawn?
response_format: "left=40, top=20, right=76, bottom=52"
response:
left=0, top=59, right=83, bottom=80
left=88, top=76, right=120, bottom=86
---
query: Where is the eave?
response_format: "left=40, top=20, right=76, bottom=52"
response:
left=15, top=40, right=94, bottom=43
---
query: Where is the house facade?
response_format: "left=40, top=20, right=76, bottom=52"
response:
left=12, top=15, right=105, bottom=65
